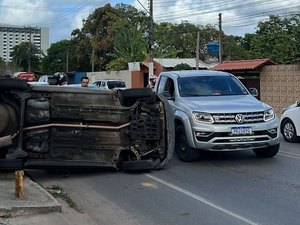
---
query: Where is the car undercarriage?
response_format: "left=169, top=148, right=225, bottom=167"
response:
left=0, top=78, right=174, bottom=172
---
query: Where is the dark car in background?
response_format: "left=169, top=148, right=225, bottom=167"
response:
left=0, top=77, right=174, bottom=172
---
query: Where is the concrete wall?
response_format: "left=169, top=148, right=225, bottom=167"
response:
left=260, top=64, right=300, bottom=116
left=87, top=70, right=132, bottom=88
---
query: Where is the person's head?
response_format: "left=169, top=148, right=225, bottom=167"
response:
left=53, top=72, right=67, bottom=86
left=149, top=75, right=157, bottom=85
left=81, top=76, right=89, bottom=87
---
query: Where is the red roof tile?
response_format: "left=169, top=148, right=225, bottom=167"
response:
left=212, top=59, right=276, bottom=71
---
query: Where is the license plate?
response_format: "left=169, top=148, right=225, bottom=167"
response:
left=231, top=126, right=252, bottom=135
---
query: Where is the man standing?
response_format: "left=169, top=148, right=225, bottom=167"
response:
left=81, top=76, right=89, bottom=87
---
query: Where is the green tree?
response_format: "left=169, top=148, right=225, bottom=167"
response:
left=71, top=4, right=121, bottom=71
left=0, top=57, right=6, bottom=74
left=72, top=4, right=148, bottom=71
left=223, top=35, right=251, bottom=60
left=155, top=22, right=219, bottom=59
left=250, top=15, right=300, bottom=63
left=10, top=42, right=41, bottom=72
left=173, top=63, right=192, bottom=70
left=106, top=26, right=148, bottom=71
left=41, top=40, right=76, bottom=74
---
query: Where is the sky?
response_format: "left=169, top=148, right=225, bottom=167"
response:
left=1, top=0, right=300, bottom=45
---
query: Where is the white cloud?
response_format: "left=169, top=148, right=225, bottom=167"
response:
left=0, top=0, right=110, bottom=43
left=1, top=0, right=299, bottom=45
left=0, top=0, right=53, bottom=25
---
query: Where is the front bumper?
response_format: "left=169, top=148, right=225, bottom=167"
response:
left=191, top=120, right=280, bottom=151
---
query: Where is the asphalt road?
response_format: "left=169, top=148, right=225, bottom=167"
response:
left=7, top=137, right=300, bottom=225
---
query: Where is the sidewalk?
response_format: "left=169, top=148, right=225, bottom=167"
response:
left=0, top=172, right=61, bottom=218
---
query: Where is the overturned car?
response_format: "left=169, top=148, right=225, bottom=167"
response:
left=0, top=78, right=174, bottom=172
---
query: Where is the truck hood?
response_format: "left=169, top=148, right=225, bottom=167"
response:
left=181, top=95, right=271, bottom=113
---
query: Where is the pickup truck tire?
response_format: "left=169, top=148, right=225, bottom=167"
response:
left=175, top=125, right=200, bottom=162
left=253, top=144, right=280, bottom=158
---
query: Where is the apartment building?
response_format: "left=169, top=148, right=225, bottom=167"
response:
left=0, top=24, right=49, bottom=62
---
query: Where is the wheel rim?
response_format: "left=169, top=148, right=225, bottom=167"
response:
left=283, top=122, right=295, bottom=140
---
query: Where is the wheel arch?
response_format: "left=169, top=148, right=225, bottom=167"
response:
left=174, top=111, right=196, bottom=148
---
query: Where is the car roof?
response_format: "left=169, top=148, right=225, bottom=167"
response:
left=160, top=70, right=232, bottom=78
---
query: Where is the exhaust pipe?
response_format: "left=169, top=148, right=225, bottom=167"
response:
left=0, top=135, right=12, bottom=148
left=0, top=133, right=17, bottom=148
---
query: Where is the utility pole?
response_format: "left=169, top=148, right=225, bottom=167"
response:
left=196, top=31, right=200, bottom=70
left=218, top=13, right=222, bottom=63
left=148, top=0, right=154, bottom=81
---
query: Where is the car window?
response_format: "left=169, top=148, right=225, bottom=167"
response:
left=157, top=76, right=168, bottom=94
left=94, top=81, right=101, bottom=87
left=178, top=76, right=248, bottom=96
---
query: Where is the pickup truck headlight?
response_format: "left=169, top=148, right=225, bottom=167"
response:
left=193, top=112, right=214, bottom=123
left=263, top=109, right=275, bottom=121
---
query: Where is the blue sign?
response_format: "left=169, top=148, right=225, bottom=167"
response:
left=207, top=42, right=219, bottom=54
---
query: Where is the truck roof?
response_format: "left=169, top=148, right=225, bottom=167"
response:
left=160, top=70, right=232, bottom=78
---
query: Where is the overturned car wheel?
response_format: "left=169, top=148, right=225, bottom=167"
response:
left=121, top=160, right=155, bottom=172
left=0, top=78, right=28, bottom=90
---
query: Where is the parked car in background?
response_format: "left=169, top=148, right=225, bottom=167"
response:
left=280, top=100, right=300, bottom=142
left=13, top=72, right=35, bottom=81
left=0, top=77, right=174, bottom=172
left=93, top=79, right=126, bottom=90
left=154, top=70, right=280, bottom=161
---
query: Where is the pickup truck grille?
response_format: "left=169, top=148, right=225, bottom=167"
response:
left=212, top=112, right=264, bottom=124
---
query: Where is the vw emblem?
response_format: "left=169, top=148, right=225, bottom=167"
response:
left=235, top=114, right=245, bottom=123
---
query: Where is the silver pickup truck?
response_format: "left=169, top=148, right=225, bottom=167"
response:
left=154, top=70, right=280, bottom=162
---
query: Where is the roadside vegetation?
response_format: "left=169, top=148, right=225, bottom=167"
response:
left=3, top=3, right=300, bottom=74
left=46, top=185, right=80, bottom=212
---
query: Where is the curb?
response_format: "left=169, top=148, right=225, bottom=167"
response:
left=0, top=174, right=61, bottom=217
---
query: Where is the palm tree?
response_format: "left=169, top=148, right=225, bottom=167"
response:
left=106, top=26, right=148, bottom=72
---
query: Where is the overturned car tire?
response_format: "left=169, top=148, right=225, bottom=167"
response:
left=118, top=88, right=154, bottom=106
left=121, top=160, right=155, bottom=172
left=0, top=78, right=28, bottom=90
left=0, top=159, right=23, bottom=170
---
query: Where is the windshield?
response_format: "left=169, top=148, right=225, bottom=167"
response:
left=178, top=76, right=248, bottom=97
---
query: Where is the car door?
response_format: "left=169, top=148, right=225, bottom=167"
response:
left=156, top=75, right=177, bottom=114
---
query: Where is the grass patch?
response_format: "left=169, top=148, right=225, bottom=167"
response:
left=46, top=185, right=79, bottom=211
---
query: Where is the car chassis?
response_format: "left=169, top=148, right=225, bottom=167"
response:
left=0, top=78, right=174, bottom=172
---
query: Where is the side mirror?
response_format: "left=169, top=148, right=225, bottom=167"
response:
left=249, top=88, right=258, bottom=97
left=296, top=100, right=300, bottom=107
